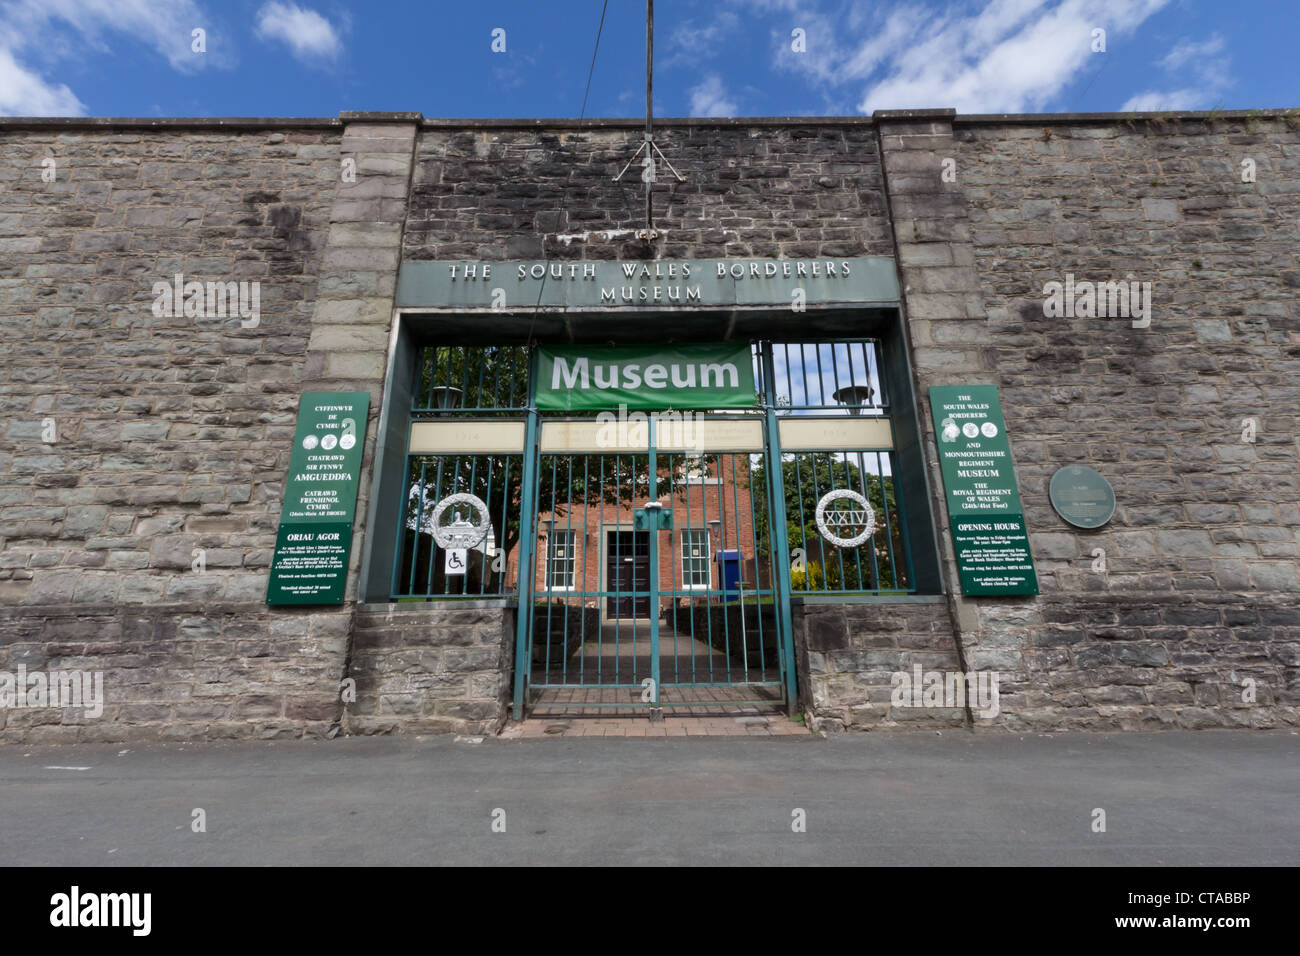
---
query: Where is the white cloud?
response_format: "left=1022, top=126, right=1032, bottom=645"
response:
left=0, top=0, right=227, bottom=115
left=0, top=0, right=221, bottom=73
left=1121, top=32, right=1231, bottom=113
left=856, top=0, right=1173, bottom=114
left=1120, top=88, right=1205, bottom=112
left=689, top=74, right=738, bottom=117
left=254, top=2, right=342, bottom=63
left=750, top=0, right=1178, bottom=114
left=0, top=45, right=84, bottom=115
left=1159, top=35, right=1225, bottom=71
left=665, top=10, right=742, bottom=70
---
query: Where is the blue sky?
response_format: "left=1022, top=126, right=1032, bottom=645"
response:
left=0, top=0, right=1296, bottom=118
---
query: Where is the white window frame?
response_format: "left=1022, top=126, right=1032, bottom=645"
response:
left=678, top=453, right=721, bottom=486
left=546, top=529, right=577, bottom=591
left=679, top=528, right=711, bottom=590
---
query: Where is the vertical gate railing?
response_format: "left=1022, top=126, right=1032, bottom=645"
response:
left=391, top=453, right=522, bottom=599
left=520, top=417, right=788, bottom=713
left=658, top=446, right=786, bottom=695
left=477, top=337, right=913, bottom=718
left=526, top=450, right=658, bottom=708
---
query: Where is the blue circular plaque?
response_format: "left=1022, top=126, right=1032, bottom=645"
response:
left=1049, top=466, right=1115, bottom=529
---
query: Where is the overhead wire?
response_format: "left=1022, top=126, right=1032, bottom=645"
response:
left=528, top=0, right=613, bottom=344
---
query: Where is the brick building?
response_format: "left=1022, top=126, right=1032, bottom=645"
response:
left=0, top=107, right=1297, bottom=741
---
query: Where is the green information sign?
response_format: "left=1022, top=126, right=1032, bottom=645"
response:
left=536, top=343, right=757, bottom=411
left=266, top=392, right=370, bottom=605
left=929, top=385, right=1038, bottom=596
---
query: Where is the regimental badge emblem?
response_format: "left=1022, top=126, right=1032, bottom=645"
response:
left=814, top=489, right=876, bottom=548
left=429, top=493, right=492, bottom=550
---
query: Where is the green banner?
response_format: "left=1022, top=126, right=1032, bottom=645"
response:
left=536, top=343, right=757, bottom=411
left=929, top=385, right=1038, bottom=596
left=267, top=392, right=370, bottom=605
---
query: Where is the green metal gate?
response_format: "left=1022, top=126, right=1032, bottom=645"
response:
left=392, top=339, right=915, bottom=719
left=513, top=411, right=797, bottom=716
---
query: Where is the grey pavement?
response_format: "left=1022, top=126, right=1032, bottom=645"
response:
left=1, top=729, right=1297, bottom=866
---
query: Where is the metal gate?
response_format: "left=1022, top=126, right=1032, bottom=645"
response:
left=515, top=414, right=796, bottom=717
left=394, top=339, right=914, bottom=719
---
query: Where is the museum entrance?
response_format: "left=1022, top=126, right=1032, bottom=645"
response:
left=528, top=418, right=787, bottom=716
left=388, top=325, right=918, bottom=720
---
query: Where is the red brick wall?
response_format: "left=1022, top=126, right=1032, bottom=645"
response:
left=525, top=457, right=761, bottom=606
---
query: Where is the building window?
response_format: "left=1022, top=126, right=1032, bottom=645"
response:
left=547, top=530, right=576, bottom=591
left=678, top=453, right=720, bottom=485
left=680, top=529, right=711, bottom=589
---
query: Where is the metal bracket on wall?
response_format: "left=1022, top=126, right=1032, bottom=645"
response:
left=634, top=501, right=673, bottom=530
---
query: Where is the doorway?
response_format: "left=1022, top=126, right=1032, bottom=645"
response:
left=604, top=529, right=651, bottom=619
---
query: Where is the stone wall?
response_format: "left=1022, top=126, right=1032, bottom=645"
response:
left=2, top=110, right=1297, bottom=741
left=344, top=602, right=514, bottom=736
left=0, top=602, right=348, bottom=743
left=404, top=121, right=895, bottom=262
left=974, top=595, right=1297, bottom=731
left=0, top=120, right=356, bottom=741
left=797, top=600, right=966, bottom=731
left=906, top=111, right=1300, bottom=730
left=0, top=123, right=341, bottom=608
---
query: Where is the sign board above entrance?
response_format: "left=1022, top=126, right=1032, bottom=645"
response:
left=537, top=343, right=756, bottom=411
left=395, top=257, right=899, bottom=310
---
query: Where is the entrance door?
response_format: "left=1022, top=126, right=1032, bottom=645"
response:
left=605, top=531, right=651, bottom=618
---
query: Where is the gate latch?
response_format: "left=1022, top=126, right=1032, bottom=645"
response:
left=634, top=502, right=673, bottom=530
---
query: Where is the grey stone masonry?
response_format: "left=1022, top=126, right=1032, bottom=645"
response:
left=0, top=124, right=340, bottom=609
left=797, top=600, right=967, bottom=732
left=405, top=122, right=895, bottom=261
left=949, top=113, right=1300, bottom=730
left=303, top=113, right=419, bottom=389
left=876, top=110, right=987, bottom=373
left=344, top=602, right=513, bottom=736
left=0, top=602, right=348, bottom=743
left=298, top=113, right=421, bottom=605
left=0, top=120, right=350, bottom=741
left=867, top=110, right=982, bottom=723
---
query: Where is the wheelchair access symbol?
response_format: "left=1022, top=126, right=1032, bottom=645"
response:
left=444, top=548, right=468, bottom=576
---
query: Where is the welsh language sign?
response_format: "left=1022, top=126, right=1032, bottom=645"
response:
left=929, top=385, right=1038, bottom=596
left=266, top=392, right=370, bottom=605
left=536, top=343, right=756, bottom=411
left=395, top=257, right=900, bottom=310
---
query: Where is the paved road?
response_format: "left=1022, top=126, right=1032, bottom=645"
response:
left=1, top=730, right=1296, bottom=866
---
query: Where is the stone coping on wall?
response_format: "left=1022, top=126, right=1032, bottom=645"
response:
left=355, top=599, right=513, bottom=614
left=793, top=594, right=949, bottom=605
left=2, top=107, right=1294, bottom=132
